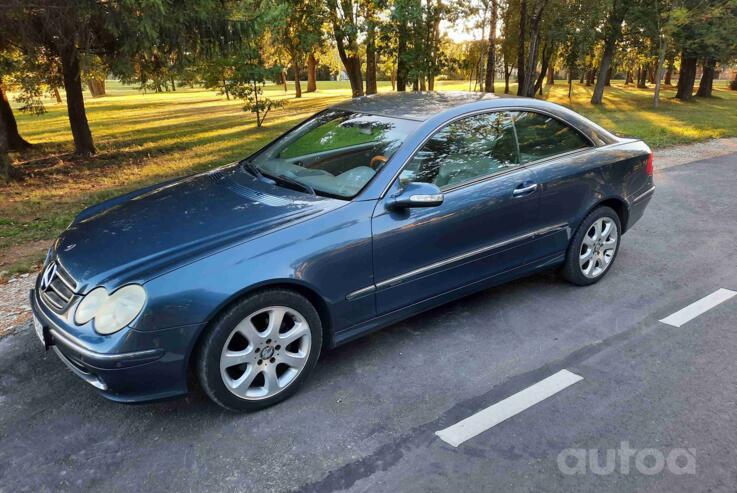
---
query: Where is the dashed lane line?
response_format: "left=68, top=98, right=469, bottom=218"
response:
left=435, top=369, right=584, bottom=447
left=659, top=288, right=737, bottom=328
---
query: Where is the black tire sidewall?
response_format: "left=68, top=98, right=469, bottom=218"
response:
left=563, top=206, right=622, bottom=286
left=196, top=289, right=322, bottom=412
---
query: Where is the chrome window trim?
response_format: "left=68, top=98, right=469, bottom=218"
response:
left=345, top=223, right=567, bottom=300
left=380, top=106, right=596, bottom=199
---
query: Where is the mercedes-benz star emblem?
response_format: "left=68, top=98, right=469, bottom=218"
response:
left=41, top=262, right=57, bottom=291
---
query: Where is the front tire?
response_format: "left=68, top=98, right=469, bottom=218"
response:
left=562, top=206, right=621, bottom=286
left=196, top=289, right=322, bottom=412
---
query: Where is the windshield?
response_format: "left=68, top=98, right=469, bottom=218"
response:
left=248, top=110, right=419, bottom=199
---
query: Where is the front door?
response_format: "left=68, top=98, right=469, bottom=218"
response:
left=371, top=111, right=541, bottom=315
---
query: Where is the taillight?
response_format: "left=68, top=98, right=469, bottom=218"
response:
left=646, top=153, right=654, bottom=176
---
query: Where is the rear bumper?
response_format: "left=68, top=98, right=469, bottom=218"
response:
left=626, top=185, right=655, bottom=231
left=30, top=288, right=202, bottom=403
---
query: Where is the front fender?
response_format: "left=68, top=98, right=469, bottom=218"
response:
left=134, top=200, right=377, bottom=337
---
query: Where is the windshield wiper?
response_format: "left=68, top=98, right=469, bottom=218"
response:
left=239, top=159, right=266, bottom=180
left=239, top=159, right=316, bottom=196
left=271, top=173, right=316, bottom=196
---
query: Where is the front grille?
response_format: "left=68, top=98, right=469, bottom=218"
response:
left=39, top=260, right=78, bottom=313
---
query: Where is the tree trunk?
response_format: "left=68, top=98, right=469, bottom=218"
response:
left=397, top=16, right=409, bottom=92
left=484, top=0, right=498, bottom=93
left=87, top=79, right=106, bottom=97
left=59, top=45, right=95, bottom=156
left=647, top=64, right=655, bottom=84
left=282, top=70, right=288, bottom=92
left=676, top=54, right=697, bottom=100
left=637, top=66, right=647, bottom=88
left=333, top=21, right=363, bottom=98
left=625, top=70, right=633, bottom=85
left=365, top=24, right=378, bottom=95
left=516, top=0, right=527, bottom=96
left=664, top=56, right=674, bottom=85
left=546, top=64, right=555, bottom=85
left=170, top=75, right=176, bottom=91
left=590, top=0, right=627, bottom=104
left=533, top=43, right=553, bottom=95
left=585, top=69, right=595, bottom=86
left=504, top=60, right=511, bottom=94
left=293, top=63, right=302, bottom=98
left=307, top=53, right=317, bottom=92
left=0, top=111, right=12, bottom=181
left=52, top=87, right=62, bottom=103
left=521, top=1, right=549, bottom=97
left=0, top=83, right=32, bottom=151
left=222, top=78, right=230, bottom=100
left=390, top=69, right=396, bottom=91
left=579, top=70, right=585, bottom=83
left=427, top=0, right=441, bottom=92
left=653, top=37, right=667, bottom=108
left=568, top=67, right=573, bottom=98
left=605, top=66, right=612, bottom=86
left=696, top=58, right=715, bottom=97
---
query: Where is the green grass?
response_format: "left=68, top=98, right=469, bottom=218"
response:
left=1, top=78, right=736, bottom=277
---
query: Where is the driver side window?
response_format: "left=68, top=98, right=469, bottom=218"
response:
left=400, top=112, right=519, bottom=190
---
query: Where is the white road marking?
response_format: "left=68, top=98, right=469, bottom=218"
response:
left=659, top=288, right=737, bottom=328
left=435, top=370, right=584, bottom=447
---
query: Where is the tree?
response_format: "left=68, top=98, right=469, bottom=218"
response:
left=0, top=49, right=34, bottom=154
left=3, top=1, right=98, bottom=155
left=327, top=0, right=364, bottom=97
left=672, top=0, right=737, bottom=100
left=483, top=0, right=500, bottom=93
left=591, top=0, right=632, bottom=104
left=3, top=0, right=243, bottom=156
left=268, top=0, right=325, bottom=98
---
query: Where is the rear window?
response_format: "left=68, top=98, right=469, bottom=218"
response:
left=513, top=112, right=592, bottom=164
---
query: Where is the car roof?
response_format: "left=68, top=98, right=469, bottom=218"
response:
left=331, top=91, right=509, bottom=121
left=330, top=91, right=619, bottom=146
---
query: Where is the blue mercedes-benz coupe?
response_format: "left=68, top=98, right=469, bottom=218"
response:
left=31, top=92, right=654, bottom=411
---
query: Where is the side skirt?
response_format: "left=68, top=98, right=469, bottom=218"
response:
left=331, top=252, right=565, bottom=347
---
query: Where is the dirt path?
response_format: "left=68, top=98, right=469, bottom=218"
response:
left=2, top=137, right=736, bottom=336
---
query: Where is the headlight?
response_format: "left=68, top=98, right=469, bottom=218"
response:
left=74, top=285, right=147, bottom=335
left=74, top=287, right=108, bottom=325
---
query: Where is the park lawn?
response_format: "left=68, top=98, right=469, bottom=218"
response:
left=1, top=78, right=736, bottom=278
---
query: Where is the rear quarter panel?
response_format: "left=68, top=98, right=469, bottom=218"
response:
left=531, top=140, right=652, bottom=257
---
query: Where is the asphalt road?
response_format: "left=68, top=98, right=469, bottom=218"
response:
left=1, top=153, right=736, bottom=493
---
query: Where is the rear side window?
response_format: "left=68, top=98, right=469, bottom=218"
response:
left=400, top=111, right=519, bottom=190
left=513, top=112, right=591, bottom=164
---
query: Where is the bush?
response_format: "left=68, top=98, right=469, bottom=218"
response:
left=730, top=79, right=737, bottom=91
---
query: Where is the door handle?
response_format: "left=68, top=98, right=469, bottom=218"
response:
left=512, top=183, right=538, bottom=197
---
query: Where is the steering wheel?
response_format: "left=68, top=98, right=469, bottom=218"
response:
left=369, top=155, right=388, bottom=170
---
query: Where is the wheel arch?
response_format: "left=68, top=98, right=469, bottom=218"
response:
left=185, top=279, right=334, bottom=373
left=584, top=196, right=630, bottom=234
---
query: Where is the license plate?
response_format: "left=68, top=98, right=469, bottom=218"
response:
left=33, top=314, right=46, bottom=346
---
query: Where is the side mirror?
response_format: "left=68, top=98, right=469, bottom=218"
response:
left=386, top=182, right=444, bottom=209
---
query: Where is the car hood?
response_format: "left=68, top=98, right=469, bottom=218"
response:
left=53, top=164, right=343, bottom=290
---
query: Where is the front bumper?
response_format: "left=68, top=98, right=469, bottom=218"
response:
left=30, top=288, right=202, bottom=403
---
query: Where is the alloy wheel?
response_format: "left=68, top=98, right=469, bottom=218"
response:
left=579, top=217, right=618, bottom=279
left=219, top=306, right=311, bottom=400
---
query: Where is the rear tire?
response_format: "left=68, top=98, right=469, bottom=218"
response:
left=196, top=289, right=322, bottom=412
left=562, top=206, right=621, bottom=286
